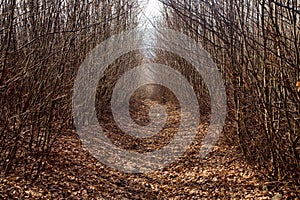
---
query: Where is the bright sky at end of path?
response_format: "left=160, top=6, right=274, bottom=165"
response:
left=143, top=0, right=162, bottom=19
left=139, top=0, right=163, bottom=58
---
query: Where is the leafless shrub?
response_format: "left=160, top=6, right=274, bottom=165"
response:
left=160, top=0, right=299, bottom=183
left=0, top=0, right=139, bottom=180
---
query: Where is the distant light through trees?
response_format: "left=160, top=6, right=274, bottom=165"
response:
left=139, top=0, right=162, bottom=26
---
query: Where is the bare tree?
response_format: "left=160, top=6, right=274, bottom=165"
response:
left=160, top=0, right=299, bottom=183
left=0, top=0, right=139, bottom=180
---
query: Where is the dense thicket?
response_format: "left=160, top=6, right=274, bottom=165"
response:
left=160, top=0, right=300, bottom=183
left=0, top=0, right=138, bottom=179
left=1, top=0, right=299, bottom=186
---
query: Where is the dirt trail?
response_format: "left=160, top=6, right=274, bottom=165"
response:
left=0, top=101, right=295, bottom=199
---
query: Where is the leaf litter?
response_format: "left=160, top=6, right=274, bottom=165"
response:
left=0, top=99, right=298, bottom=199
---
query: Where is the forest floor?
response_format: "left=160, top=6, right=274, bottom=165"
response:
left=0, top=100, right=299, bottom=199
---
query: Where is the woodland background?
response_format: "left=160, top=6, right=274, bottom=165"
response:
left=0, top=0, right=299, bottom=199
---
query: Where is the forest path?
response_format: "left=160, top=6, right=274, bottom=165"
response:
left=0, top=100, right=291, bottom=199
